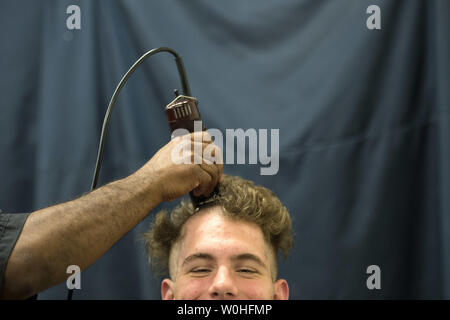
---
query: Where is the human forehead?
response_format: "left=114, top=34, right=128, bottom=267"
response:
left=174, top=208, right=270, bottom=263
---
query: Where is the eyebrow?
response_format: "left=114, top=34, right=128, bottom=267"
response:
left=232, top=253, right=267, bottom=269
left=181, top=253, right=214, bottom=267
left=181, top=252, right=267, bottom=269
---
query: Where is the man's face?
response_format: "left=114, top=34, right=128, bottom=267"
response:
left=161, top=207, right=289, bottom=300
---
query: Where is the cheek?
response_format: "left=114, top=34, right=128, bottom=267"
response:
left=238, top=280, right=274, bottom=300
left=175, top=278, right=210, bottom=300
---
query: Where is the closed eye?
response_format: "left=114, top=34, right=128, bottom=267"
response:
left=237, top=268, right=257, bottom=274
left=191, top=268, right=211, bottom=273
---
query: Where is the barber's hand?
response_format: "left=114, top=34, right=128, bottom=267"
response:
left=134, top=132, right=223, bottom=202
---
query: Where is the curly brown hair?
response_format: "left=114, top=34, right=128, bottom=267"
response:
left=142, top=174, right=293, bottom=280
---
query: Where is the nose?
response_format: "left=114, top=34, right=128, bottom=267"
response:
left=208, top=266, right=238, bottom=299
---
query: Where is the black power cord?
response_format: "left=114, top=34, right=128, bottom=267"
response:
left=67, top=47, right=192, bottom=300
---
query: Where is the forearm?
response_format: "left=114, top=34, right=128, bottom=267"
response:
left=1, top=172, right=161, bottom=299
left=1, top=132, right=221, bottom=299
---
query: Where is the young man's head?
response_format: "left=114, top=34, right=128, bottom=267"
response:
left=143, top=175, right=293, bottom=300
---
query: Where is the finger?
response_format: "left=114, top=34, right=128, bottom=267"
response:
left=203, top=144, right=223, bottom=182
left=173, top=141, right=209, bottom=165
left=185, top=147, right=221, bottom=190
left=191, top=142, right=218, bottom=165
left=192, top=165, right=213, bottom=197
left=194, top=142, right=223, bottom=163
left=189, top=131, right=212, bottom=143
left=216, top=144, right=223, bottom=181
left=184, top=148, right=214, bottom=165
left=209, top=144, right=223, bottom=164
left=199, top=163, right=220, bottom=195
left=213, top=163, right=221, bottom=192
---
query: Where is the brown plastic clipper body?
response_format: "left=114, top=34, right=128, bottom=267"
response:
left=165, top=94, right=219, bottom=210
left=165, top=95, right=205, bottom=134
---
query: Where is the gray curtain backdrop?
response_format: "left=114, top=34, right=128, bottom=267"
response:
left=0, top=0, right=449, bottom=299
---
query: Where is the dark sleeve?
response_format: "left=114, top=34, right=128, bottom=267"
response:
left=0, top=212, right=30, bottom=293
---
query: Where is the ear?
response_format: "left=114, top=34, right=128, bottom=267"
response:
left=273, top=279, right=289, bottom=300
left=161, top=278, right=175, bottom=300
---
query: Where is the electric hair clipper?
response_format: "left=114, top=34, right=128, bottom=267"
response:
left=165, top=91, right=219, bottom=210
